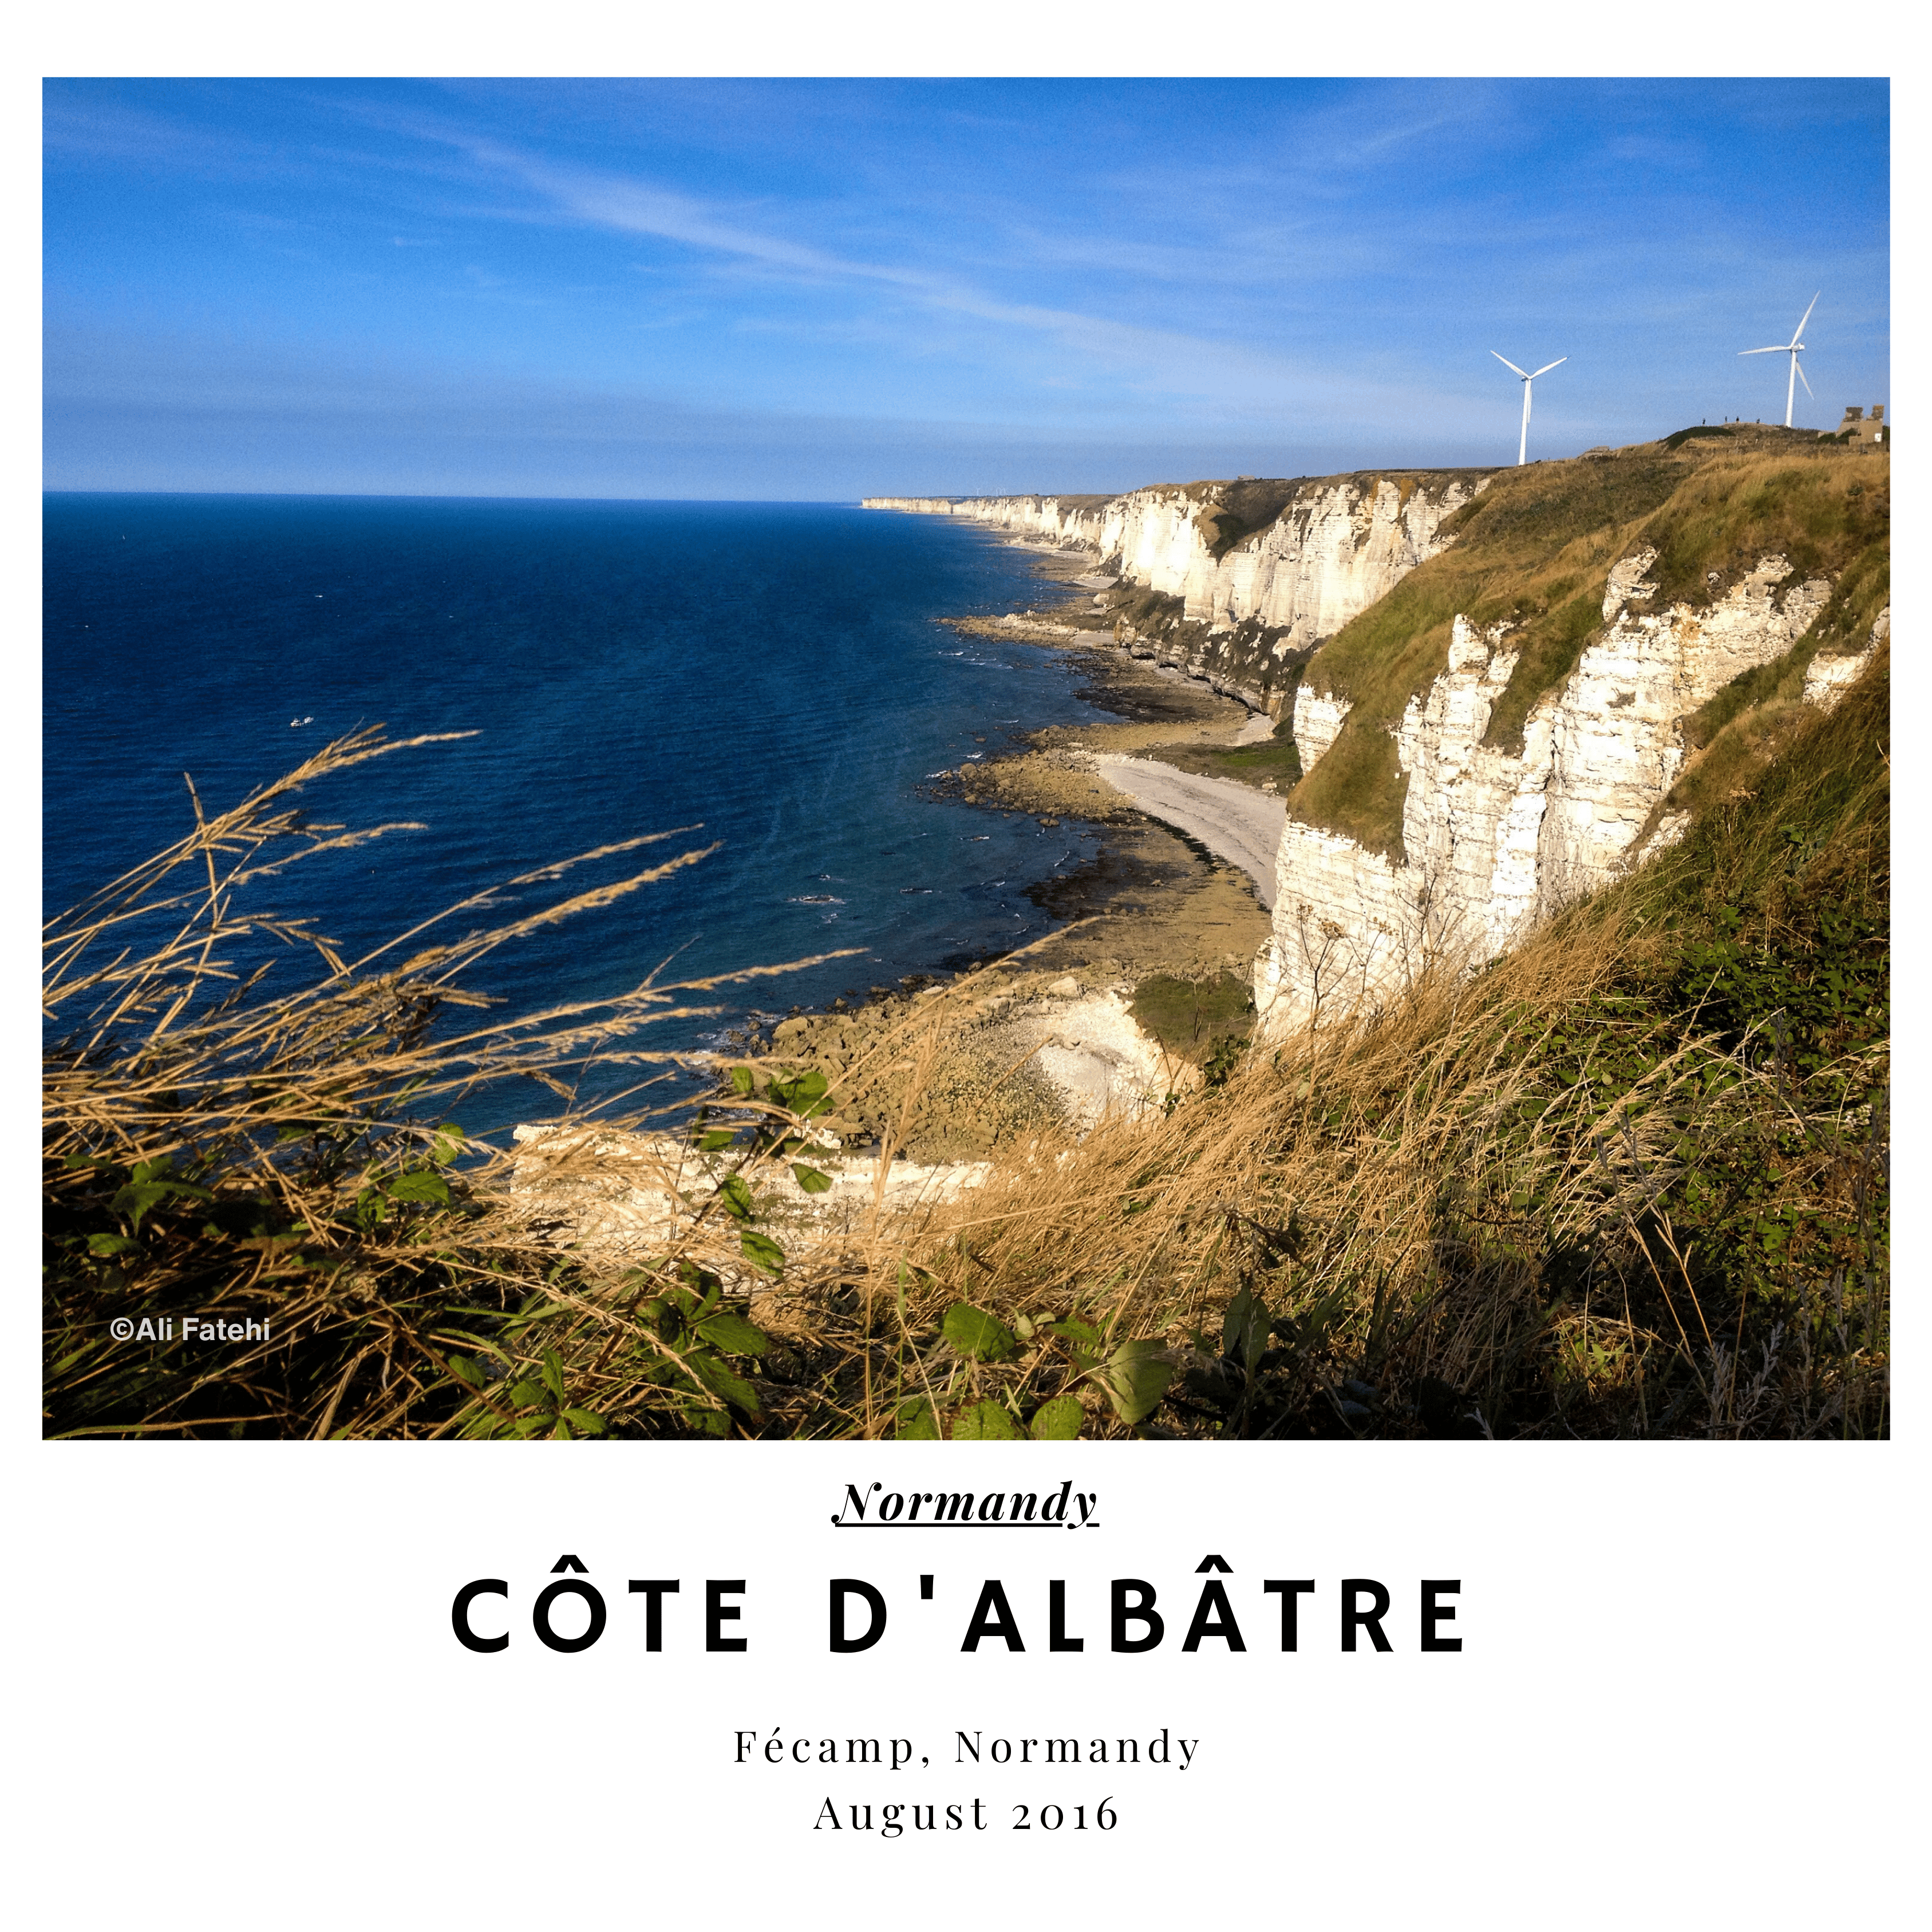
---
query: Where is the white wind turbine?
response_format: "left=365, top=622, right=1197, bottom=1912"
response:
left=1739, top=293, right=1820, bottom=427
left=1491, top=351, right=1567, bottom=465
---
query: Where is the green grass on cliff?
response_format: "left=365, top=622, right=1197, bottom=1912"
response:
left=1290, top=437, right=1889, bottom=858
left=1637, top=455, right=1890, bottom=609
left=1157, top=469, right=1490, bottom=560
left=1139, top=713, right=1303, bottom=795
left=1128, top=971, right=1254, bottom=1062
left=899, top=650, right=1887, bottom=1441
left=43, top=654, right=1886, bottom=1440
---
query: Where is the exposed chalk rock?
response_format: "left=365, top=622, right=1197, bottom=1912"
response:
left=871, top=477, right=1477, bottom=646
left=1803, top=606, right=1888, bottom=707
left=1602, top=547, right=1659, bottom=621
left=1290, top=687, right=1354, bottom=773
left=1178, top=477, right=1477, bottom=644
left=1253, top=556, right=1835, bottom=1036
left=509, top=1123, right=990, bottom=1266
left=1020, top=989, right=1186, bottom=1129
left=864, top=473, right=1487, bottom=717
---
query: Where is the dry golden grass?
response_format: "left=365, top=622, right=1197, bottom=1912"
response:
left=892, top=916, right=1650, bottom=1431
left=41, top=728, right=861, bottom=1439
left=883, top=925, right=1883, bottom=1439
left=879, top=658, right=1888, bottom=1441
left=45, top=655, right=1887, bottom=1442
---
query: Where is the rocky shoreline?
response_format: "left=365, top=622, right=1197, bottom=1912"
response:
left=710, top=532, right=1290, bottom=1159
left=512, top=527, right=1305, bottom=1178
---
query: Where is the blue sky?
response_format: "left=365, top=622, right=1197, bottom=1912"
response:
left=43, top=78, right=1890, bottom=499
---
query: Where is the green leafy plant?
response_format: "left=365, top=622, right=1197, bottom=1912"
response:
left=893, top=1396, right=941, bottom=1440
left=1028, top=1394, right=1084, bottom=1440
left=953, top=1400, right=1022, bottom=1440
left=40, top=727, right=848, bottom=1441
left=452, top=1345, right=610, bottom=1440
left=943, top=1301, right=1018, bottom=1362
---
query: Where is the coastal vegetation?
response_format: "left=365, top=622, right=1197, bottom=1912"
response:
left=902, top=656, right=1886, bottom=1441
left=44, top=655, right=1884, bottom=1440
left=42, top=440, right=1887, bottom=1441
left=1127, top=971, right=1254, bottom=1065
left=41, top=729, right=832, bottom=1439
left=1131, top=714, right=1304, bottom=795
left=1294, top=432, right=1887, bottom=854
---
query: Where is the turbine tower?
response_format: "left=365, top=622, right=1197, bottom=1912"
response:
left=1740, top=294, right=1820, bottom=427
left=1491, top=351, right=1567, bottom=465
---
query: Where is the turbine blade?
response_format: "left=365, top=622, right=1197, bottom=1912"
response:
left=1793, top=291, right=1820, bottom=341
left=1795, top=358, right=1814, bottom=398
left=1739, top=346, right=1783, bottom=355
left=1491, top=351, right=1530, bottom=379
left=1531, top=357, right=1567, bottom=378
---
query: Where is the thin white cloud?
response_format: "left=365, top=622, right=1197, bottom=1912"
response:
left=430, top=132, right=1360, bottom=406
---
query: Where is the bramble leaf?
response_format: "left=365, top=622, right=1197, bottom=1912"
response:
left=689, top=1350, right=761, bottom=1417
left=771, top=1068, right=830, bottom=1117
left=111, top=1179, right=209, bottom=1231
left=738, top=1230, right=787, bottom=1274
left=944, top=1302, right=1018, bottom=1362
left=1096, top=1338, right=1175, bottom=1425
left=388, top=1171, right=452, bottom=1206
left=894, top=1397, right=941, bottom=1440
left=953, top=1400, right=1022, bottom=1440
left=696, top=1311, right=769, bottom=1356
left=1029, top=1395, right=1084, bottom=1441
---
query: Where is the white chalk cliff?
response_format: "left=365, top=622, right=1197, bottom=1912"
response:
left=864, top=474, right=1483, bottom=713
left=867, top=482, right=1878, bottom=1043
left=1253, top=555, right=1847, bottom=1036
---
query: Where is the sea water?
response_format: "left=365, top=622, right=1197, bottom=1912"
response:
left=42, top=493, right=1107, bottom=1114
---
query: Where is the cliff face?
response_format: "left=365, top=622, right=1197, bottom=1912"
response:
left=1106, top=476, right=1479, bottom=641
left=872, top=437, right=1887, bottom=1042
left=1253, top=557, right=1859, bottom=1036
left=863, top=472, right=1486, bottom=716
left=861, top=494, right=1112, bottom=546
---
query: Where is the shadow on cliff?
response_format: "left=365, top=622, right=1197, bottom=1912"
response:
left=899, top=650, right=1888, bottom=1440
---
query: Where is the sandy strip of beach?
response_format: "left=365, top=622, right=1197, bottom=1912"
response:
left=1089, top=753, right=1287, bottom=908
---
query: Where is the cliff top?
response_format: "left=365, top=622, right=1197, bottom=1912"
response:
left=1291, top=433, right=1888, bottom=857
left=1155, top=467, right=1490, bottom=503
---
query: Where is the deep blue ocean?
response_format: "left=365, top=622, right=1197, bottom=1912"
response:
left=43, top=494, right=1107, bottom=1117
